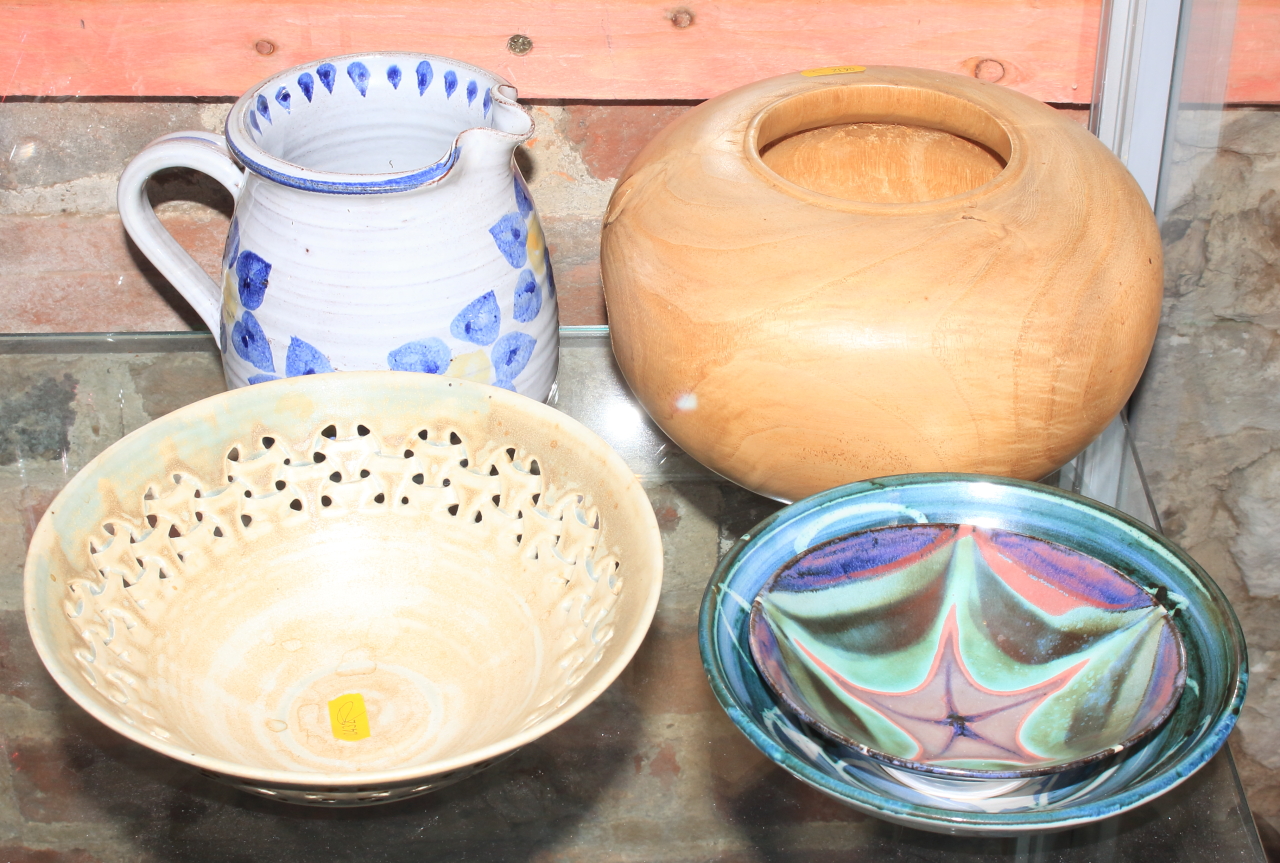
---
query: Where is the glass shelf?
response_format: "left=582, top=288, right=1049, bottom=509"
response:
left=0, top=328, right=1262, bottom=862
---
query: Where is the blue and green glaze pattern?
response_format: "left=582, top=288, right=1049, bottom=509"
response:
left=699, top=475, right=1247, bottom=833
left=750, top=524, right=1185, bottom=777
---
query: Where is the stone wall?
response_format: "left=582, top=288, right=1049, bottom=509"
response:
left=1130, top=106, right=1280, bottom=834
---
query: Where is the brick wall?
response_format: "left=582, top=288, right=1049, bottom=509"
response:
left=0, top=100, right=702, bottom=332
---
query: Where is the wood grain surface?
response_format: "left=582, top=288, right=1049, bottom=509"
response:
left=601, top=67, right=1164, bottom=502
left=1226, top=0, right=1280, bottom=105
left=4, top=0, right=1275, bottom=102
left=4, top=0, right=1101, bottom=101
left=761, top=123, right=1006, bottom=204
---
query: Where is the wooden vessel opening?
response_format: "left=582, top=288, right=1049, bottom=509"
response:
left=753, top=84, right=1013, bottom=204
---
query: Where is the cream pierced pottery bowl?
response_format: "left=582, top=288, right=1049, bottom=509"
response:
left=24, top=372, right=662, bottom=805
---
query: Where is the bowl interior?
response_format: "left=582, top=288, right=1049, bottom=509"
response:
left=749, top=523, right=1185, bottom=778
left=752, top=85, right=1011, bottom=203
left=26, top=373, right=662, bottom=787
left=701, top=475, right=1245, bottom=833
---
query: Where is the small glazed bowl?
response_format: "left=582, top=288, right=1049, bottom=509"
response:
left=749, top=523, right=1186, bottom=784
left=700, top=474, right=1246, bottom=835
left=25, top=372, right=663, bottom=805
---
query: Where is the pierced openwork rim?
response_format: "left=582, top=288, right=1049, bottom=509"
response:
left=25, top=372, right=663, bottom=791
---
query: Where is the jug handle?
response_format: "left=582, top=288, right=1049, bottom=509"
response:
left=117, top=131, right=246, bottom=334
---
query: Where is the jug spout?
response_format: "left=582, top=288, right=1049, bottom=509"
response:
left=491, top=84, right=534, bottom=138
left=450, top=84, right=533, bottom=174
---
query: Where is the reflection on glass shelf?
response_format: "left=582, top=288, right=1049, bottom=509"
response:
left=1050, top=413, right=1163, bottom=531
left=552, top=328, right=716, bottom=485
left=556, top=328, right=1167, bottom=532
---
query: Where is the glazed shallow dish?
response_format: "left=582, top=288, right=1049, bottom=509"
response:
left=749, top=523, right=1186, bottom=781
left=25, top=372, right=663, bottom=805
left=700, top=474, right=1246, bottom=834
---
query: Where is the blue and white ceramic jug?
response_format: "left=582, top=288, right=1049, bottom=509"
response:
left=119, top=52, right=558, bottom=397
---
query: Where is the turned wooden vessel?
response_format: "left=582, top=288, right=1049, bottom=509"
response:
left=601, top=66, right=1162, bottom=501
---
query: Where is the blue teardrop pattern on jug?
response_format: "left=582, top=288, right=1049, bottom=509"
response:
left=236, top=251, right=271, bottom=311
left=488, top=214, right=528, bottom=268
left=317, top=63, right=337, bottom=93
left=388, top=338, right=453, bottom=374
left=491, top=332, right=536, bottom=391
left=221, top=218, right=240, bottom=272
left=451, top=292, right=502, bottom=346
left=512, top=270, right=541, bottom=323
left=347, top=62, right=371, bottom=97
left=515, top=177, right=533, bottom=218
left=233, top=311, right=275, bottom=373
left=286, top=338, right=335, bottom=377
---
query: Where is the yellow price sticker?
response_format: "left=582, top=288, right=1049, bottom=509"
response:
left=327, top=692, right=371, bottom=741
left=801, top=65, right=867, bottom=77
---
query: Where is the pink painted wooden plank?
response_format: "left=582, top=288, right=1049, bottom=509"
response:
left=1229, top=2, right=1280, bottom=105
left=3, top=0, right=1101, bottom=102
